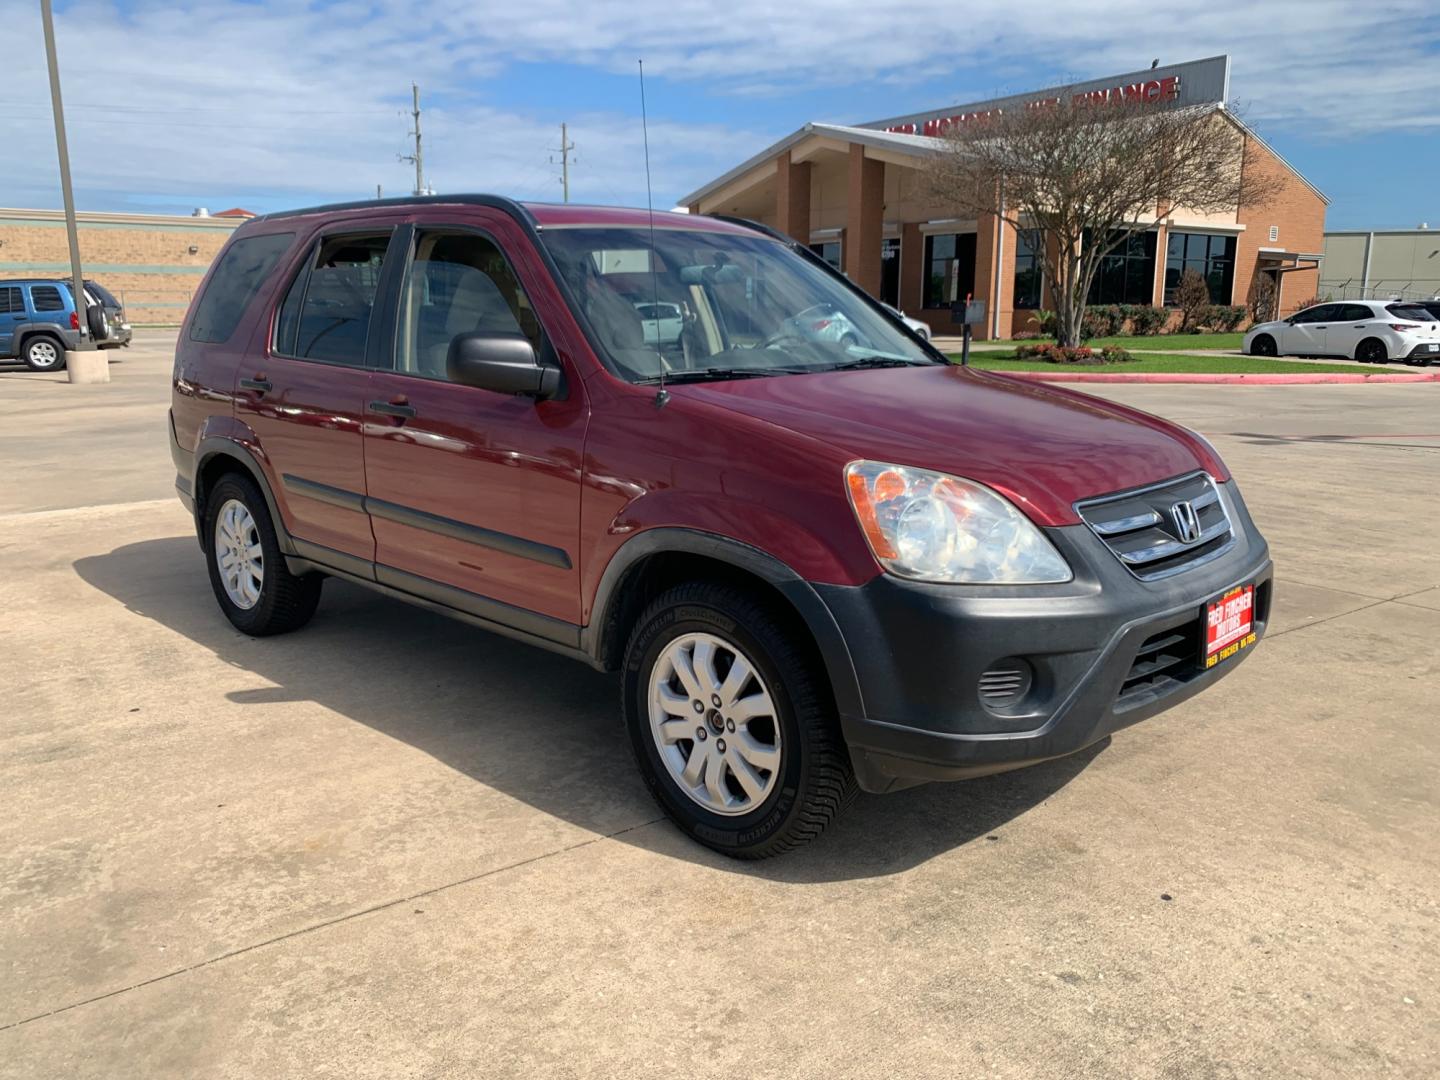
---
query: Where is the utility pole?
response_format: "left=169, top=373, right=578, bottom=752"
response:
left=399, top=83, right=425, bottom=196
left=550, top=123, right=575, bottom=203
left=40, top=0, right=105, bottom=382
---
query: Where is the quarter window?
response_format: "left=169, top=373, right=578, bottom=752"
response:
left=30, top=285, right=65, bottom=312
left=274, top=233, right=390, bottom=364
left=1164, top=232, right=1236, bottom=305
left=923, top=233, right=976, bottom=309
left=397, top=231, right=543, bottom=381
left=189, top=232, right=295, bottom=343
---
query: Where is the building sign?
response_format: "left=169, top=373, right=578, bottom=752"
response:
left=862, top=55, right=1229, bottom=138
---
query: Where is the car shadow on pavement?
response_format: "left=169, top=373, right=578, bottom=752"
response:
left=74, top=536, right=1104, bottom=883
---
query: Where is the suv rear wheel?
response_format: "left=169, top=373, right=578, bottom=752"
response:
left=622, top=582, right=856, bottom=858
left=22, top=335, right=66, bottom=372
left=203, top=473, right=322, bottom=636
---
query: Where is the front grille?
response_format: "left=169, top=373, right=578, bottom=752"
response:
left=1076, top=472, right=1234, bottom=580
left=1116, top=621, right=1201, bottom=709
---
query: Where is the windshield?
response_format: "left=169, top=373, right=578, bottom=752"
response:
left=539, top=226, right=937, bottom=382
left=1386, top=304, right=1435, bottom=321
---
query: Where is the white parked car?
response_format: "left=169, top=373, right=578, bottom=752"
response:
left=1244, top=300, right=1440, bottom=365
left=634, top=301, right=685, bottom=346
left=882, top=302, right=931, bottom=341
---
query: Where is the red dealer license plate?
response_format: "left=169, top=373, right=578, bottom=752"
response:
left=1205, top=584, right=1256, bottom=669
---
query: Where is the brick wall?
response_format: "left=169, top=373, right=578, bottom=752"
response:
left=0, top=210, right=243, bottom=324
left=1235, top=139, right=1327, bottom=318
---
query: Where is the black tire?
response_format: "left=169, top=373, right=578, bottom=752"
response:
left=622, top=582, right=857, bottom=859
left=203, top=472, right=322, bottom=636
left=21, top=334, right=66, bottom=372
left=1356, top=338, right=1388, bottom=364
left=1249, top=333, right=1277, bottom=357
left=86, top=305, right=111, bottom=342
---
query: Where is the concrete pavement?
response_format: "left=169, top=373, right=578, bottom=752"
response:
left=1, top=333, right=1436, bottom=1077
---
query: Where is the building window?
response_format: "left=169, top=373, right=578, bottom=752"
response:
left=1086, top=230, right=1157, bottom=305
left=1164, top=232, right=1236, bottom=304
left=1013, top=229, right=1044, bottom=309
left=808, top=241, right=841, bottom=270
left=923, top=233, right=976, bottom=309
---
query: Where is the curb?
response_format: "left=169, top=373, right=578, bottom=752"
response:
left=991, top=371, right=1440, bottom=385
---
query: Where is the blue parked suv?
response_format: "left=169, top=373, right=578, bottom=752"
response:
left=0, top=278, right=130, bottom=371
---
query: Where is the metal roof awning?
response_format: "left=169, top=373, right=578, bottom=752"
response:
left=1256, top=248, right=1323, bottom=270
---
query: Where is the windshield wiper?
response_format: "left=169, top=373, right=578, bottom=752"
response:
left=636, top=366, right=798, bottom=385
left=821, top=355, right=931, bottom=371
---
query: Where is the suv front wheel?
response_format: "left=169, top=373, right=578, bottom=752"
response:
left=622, top=582, right=857, bottom=858
left=203, top=473, right=323, bottom=636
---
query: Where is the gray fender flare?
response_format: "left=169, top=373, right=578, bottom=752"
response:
left=583, top=527, right=864, bottom=720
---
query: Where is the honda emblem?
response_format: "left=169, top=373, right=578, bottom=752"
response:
left=1169, top=500, right=1202, bottom=544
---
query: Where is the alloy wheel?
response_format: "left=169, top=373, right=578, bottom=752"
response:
left=214, top=498, right=264, bottom=609
left=28, top=340, right=60, bottom=368
left=647, top=632, right=782, bottom=816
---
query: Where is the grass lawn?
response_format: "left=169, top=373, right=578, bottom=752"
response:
left=1005, top=332, right=1247, bottom=352
left=957, top=353, right=1390, bottom=376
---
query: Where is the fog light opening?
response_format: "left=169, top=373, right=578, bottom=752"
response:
left=978, top=658, right=1034, bottom=712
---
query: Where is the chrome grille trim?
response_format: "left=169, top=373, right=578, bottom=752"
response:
left=1076, top=472, right=1236, bottom=581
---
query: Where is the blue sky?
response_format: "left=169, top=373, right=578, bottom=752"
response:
left=3, top=0, right=1438, bottom=230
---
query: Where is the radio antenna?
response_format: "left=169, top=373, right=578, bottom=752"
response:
left=639, top=59, right=668, bottom=407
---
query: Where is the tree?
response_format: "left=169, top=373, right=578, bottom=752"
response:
left=1174, top=268, right=1212, bottom=332
left=923, top=94, right=1282, bottom=347
left=1247, top=271, right=1277, bottom=323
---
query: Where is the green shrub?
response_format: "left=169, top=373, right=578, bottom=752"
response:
left=1014, top=343, right=1101, bottom=364
left=1080, top=305, right=1125, bottom=338
left=1035, top=309, right=1058, bottom=336
left=1206, top=304, right=1247, bottom=332
left=1127, top=305, right=1168, bottom=335
left=1100, top=345, right=1136, bottom=363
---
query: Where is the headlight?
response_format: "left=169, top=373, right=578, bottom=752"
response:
left=845, top=460, right=1071, bottom=584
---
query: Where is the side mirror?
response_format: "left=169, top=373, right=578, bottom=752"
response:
left=447, top=332, right=561, bottom=398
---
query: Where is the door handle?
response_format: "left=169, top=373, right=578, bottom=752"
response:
left=368, top=399, right=416, bottom=419
left=1315, top=325, right=1327, bottom=329
left=240, top=376, right=273, bottom=393
left=12, top=316, right=26, bottom=322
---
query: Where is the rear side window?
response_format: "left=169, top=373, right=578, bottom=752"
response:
left=273, top=232, right=391, bottom=365
left=1386, top=304, right=1435, bottom=321
left=0, top=286, right=21, bottom=314
left=189, top=232, right=295, bottom=344
left=30, top=285, right=65, bottom=312
left=1339, top=304, right=1374, bottom=321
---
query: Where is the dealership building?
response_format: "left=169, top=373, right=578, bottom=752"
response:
left=0, top=207, right=250, bottom=324
left=682, top=56, right=1327, bottom=338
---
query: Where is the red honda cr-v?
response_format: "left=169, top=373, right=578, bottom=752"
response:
left=171, top=196, right=1272, bottom=858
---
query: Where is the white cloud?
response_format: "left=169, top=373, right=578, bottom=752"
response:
left=2, top=0, right=1436, bottom=212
